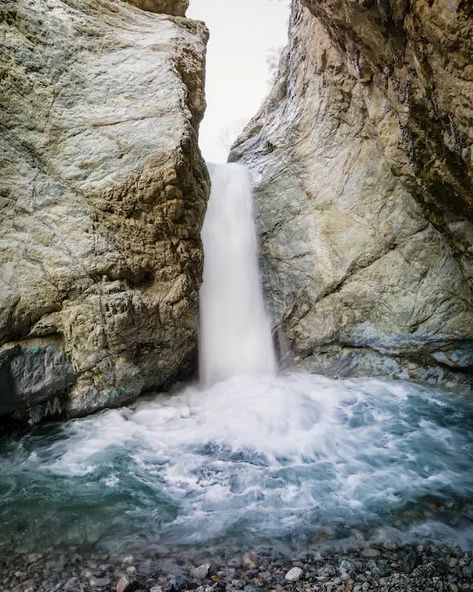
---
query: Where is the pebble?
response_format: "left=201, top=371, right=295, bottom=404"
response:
left=64, top=577, right=78, bottom=590
left=90, top=575, right=112, bottom=588
left=2, top=543, right=472, bottom=592
left=116, top=575, right=134, bottom=592
left=339, top=559, right=352, bottom=575
left=284, top=567, right=303, bottom=582
left=164, top=576, right=190, bottom=592
left=244, top=585, right=265, bottom=592
left=191, top=563, right=211, bottom=579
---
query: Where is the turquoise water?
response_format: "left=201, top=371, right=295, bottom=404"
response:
left=1, top=373, right=473, bottom=556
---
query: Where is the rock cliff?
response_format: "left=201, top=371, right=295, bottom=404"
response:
left=125, top=0, right=189, bottom=16
left=0, top=0, right=209, bottom=422
left=231, top=0, right=473, bottom=392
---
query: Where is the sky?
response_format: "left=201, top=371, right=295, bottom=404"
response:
left=187, top=0, right=291, bottom=163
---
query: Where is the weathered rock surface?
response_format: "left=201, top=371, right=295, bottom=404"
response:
left=125, top=0, right=189, bottom=16
left=231, top=0, right=473, bottom=391
left=0, top=0, right=209, bottom=422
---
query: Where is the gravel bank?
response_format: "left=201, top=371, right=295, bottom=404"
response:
left=1, top=544, right=472, bottom=592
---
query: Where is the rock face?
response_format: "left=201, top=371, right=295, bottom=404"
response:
left=230, top=0, right=473, bottom=392
left=125, top=0, right=189, bottom=16
left=0, top=0, right=209, bottom=422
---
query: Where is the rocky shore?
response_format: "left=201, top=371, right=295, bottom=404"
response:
left=2, top=544, right=472, bottom=592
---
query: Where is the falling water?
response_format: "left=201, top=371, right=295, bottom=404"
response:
left=199, top=163, right=277, bottom=386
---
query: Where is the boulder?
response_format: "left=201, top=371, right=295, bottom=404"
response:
left=0, top=0, right=209, bottom=422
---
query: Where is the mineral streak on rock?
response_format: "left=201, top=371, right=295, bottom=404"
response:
left=0, top=0, right=209, bottom=421
left=230, top=0, right=473, bottom=392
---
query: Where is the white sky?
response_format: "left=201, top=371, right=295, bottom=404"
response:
left=188, top=0, right=291, bottom=163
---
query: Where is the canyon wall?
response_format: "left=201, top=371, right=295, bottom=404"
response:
left=231, top=0, right=473, bottom=392
left=0, top=0, right=209, bottom=422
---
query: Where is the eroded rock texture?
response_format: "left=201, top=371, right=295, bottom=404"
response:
left=125, top=0, right=189, bottom=16
left=231, top=0, right=473, bottom=392
left=0, top=0, right=209, bottom=422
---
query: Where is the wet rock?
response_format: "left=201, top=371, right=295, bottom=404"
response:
left=65, top=577, right=79, bottom=590
left=25, top=553, right=43, bottom=565
left=2, top=543, right=472, bottom=592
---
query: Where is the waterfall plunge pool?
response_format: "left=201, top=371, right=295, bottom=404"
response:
left=2, top=164, right=473, bottom=562
left=1, top=372, right=473, bottom=557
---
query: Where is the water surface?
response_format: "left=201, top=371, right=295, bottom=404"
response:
left=1, top=373, right=473, bottom=556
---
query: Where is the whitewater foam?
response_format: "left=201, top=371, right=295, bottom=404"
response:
left=2, top=373, right=471, bottom=553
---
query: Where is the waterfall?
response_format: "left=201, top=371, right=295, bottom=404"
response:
left=199, top=163, right=277, bottom=386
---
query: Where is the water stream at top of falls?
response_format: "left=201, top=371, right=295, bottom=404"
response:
left=199, top=163, right=277, bottom=386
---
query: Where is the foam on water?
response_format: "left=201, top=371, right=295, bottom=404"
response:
left=1, top=373, right=473, bottom=554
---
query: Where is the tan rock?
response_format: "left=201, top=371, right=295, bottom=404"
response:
left=125, top=0, right=189, bottom=16
left=0, top=0, right=209, bottom=421
left=230, top=1, right=473, bottom=392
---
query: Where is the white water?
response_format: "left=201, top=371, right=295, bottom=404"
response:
left=3, top=373, right=473, bottom=554
left=199, top=163, right=277, bottom=386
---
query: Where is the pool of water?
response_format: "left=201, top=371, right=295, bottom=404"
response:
left=1, top=372, right=473, bottom=556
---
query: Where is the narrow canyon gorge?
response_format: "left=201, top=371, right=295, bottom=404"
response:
left=1, top=2, right=473, bottom=589
left=2, top=0, right=472, bottom=427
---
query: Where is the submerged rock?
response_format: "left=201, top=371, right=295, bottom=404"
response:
left=0, top=0, right=209, bottom=423
left=230, top=0, right=473, bottom=392
left=361, top=548, right=380, bottom=559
